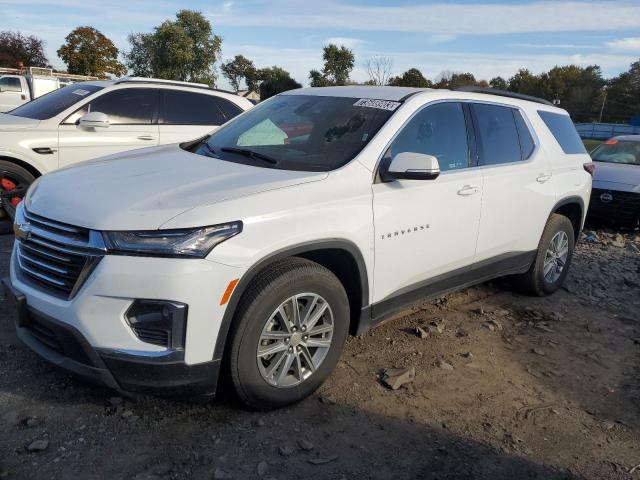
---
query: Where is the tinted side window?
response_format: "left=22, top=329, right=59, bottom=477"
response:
left=538, top=110, right=586, bottom=154
left=387, top=102, right=469, bottom=172
left=162, top=91, right=226, bottom=125
left=513, top=110, right=535, bottom=160
left=472, top=104, right=521, bottom=166
left=214, top=97, right=243, bottom=120
left=69, top=88, right=158, bottom=125
left=0, top=77, right=22, bottom=91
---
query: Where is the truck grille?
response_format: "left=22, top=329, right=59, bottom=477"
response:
left=16, top=209, right=106, bottom=300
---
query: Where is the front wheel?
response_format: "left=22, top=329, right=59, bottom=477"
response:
left=227, top=258, right=349, bottom=410
left=515, top=214, right=575, bottom=296
left=0, top=160, right=35, bottom=234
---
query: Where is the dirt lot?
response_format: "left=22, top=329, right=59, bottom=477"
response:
left=1, top=229, right=639, bottom=480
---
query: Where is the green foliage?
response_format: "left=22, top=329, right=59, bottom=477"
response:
left=57, top=27, right=125, bottom=77
left=388, top=68, right=432, bottom=88
left=309, top=44, right=354, bottom=86
left=0, top=31, right=49, bottom=68
left=221, top=55, right=257, bottom=92
left=605, top=60, right=640, bottom=123
left=434, top=72, right=481, bottom=90
left=489, top=76, right=508, bottom=90
left=125, top=10, right=222, bottom=85
left=258, top=66, right=302, bottom=100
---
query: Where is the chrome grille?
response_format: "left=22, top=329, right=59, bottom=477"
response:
left=16, top=208, right=105, bottom=299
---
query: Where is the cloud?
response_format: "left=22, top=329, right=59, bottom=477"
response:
left=606, top=37, right=640, bottom=52
left=513, top=43, right=605, bottom=50
left=207, top=1, right=640, bottom=35
left=323, top=37, right=365, bottom=49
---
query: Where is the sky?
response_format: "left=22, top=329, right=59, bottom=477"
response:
left=2, top=0, right=640, bottom=90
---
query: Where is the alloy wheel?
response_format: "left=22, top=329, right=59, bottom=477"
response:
left=256, top=293, right=334, bottom=388
left=543, top=231, right=569, bottom=284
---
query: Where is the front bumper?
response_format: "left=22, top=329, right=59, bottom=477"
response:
left=3, top=277, right=220, bottom=396
left=588, top=188, right=640, bottom=225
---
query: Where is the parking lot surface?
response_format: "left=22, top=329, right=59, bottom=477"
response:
left=1, top=230, right=639, bottom=480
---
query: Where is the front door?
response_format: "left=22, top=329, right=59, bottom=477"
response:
left=372, top=102, right=483, bottom=315
left=58, top=88, right=160, bottom=168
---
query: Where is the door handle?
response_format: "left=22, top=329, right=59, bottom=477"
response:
left=457, top=185, right=479, bottom=196
left=536, top=173, right=552, bottom=183
left=137, top=135, right=156, bottom=141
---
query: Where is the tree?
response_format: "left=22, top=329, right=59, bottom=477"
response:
left=365, top=56, right=393, bottom=86
left=605, top=59, right=640, bottom=123
left=546, top=65, right=604, bottom=122
left=57, top=27, right=125, bottom=77
left=309, top=44, right=354, bottom=86
left=489, top=76, right=508, bottom=90
left=388, top=68, right=432, bottom=88
left=125, top=10, right=222, bottom=85
left=259, top=66, right=301, bottom=100
left=507, top=68, right=551, bottom=99
left=221, top=55, right=256, bottom=91
left=434, top=71, right=480, bottom=90
left=0, top=31, right=48, bottom=68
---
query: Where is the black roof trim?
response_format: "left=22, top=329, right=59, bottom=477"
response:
left=113, top=79, right=237, bottom=95
left=455, top=86, right=554, bottom=107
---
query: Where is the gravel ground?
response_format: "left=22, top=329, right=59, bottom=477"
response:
left=1, top=229, right=639, bottom=480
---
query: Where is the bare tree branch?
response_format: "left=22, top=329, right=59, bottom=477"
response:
left=366, top=56, right=393, bottom=86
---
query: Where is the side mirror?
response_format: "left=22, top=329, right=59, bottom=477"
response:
left=381, top=152, right=441, bottom=182
left=78, top=111, right=109, bottom=130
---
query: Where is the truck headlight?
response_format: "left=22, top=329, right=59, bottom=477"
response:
left=102, top=222, right=242, bottom=258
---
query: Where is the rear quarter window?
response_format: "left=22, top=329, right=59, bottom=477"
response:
left=538, top=111, right=586, bottom=154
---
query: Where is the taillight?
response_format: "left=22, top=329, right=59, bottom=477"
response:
left=583, top=162, right=595, bottom=176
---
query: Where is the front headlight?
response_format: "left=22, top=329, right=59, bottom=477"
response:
left=102, top=221, right=242, bottom=258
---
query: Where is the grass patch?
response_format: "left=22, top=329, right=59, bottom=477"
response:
left=583, top=139, right=602, bottom=152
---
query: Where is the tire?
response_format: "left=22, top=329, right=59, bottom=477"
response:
left=515, top=214, right=575, bottom=296
left=0, top=160, right=36, bottom=234
left=227, top=257, right=349, bottom=410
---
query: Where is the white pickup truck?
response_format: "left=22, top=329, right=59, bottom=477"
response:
left=0, top=67, right=97, bottom=112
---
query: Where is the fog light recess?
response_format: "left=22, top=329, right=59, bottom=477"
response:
left=125, top=300, right=187, bottom=349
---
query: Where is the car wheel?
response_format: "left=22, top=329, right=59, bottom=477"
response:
left=227, top=258, right=349, bottom=410
left=515, top=213, right=575, bottom=296
left=0, top=160, right=35, bottom=234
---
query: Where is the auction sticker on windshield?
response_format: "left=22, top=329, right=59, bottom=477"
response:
left=354, top=98, right=401, bottom=111
left=72, top=89, right=91, bottom=96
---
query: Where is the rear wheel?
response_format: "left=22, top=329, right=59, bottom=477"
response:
left=515, top=214, right=575, bottom=296
left=0, top=160, right=35, bottom=234
left=227, top=258, right=349, bottom=410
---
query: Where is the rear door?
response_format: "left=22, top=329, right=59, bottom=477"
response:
left=471, top=103, right=556, bottom=265
left=158, top=90, right=244, bottom=144
left=57, top=88, right=160, bottom=167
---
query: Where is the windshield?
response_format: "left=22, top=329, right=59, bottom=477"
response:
left=194, top=94, right=397, bottom=171
left=591, top=140, right=640, bottom=166
left=9, top=84, right=103, bottom=120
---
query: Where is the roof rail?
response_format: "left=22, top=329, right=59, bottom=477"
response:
left=455, top=86, right=554, bottom=107
left=113, top=76, right=237, bottom=95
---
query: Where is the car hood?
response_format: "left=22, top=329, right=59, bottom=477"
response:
left=27, top=144, right=328, bottom=230
left=593, top=161, right=640, bottom=190
left=0, top=113, right=41, bottom=130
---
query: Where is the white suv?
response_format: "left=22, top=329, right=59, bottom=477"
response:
left=0, top=77, right=253, bottom=228
left=3, top=86, right=592, bottom=409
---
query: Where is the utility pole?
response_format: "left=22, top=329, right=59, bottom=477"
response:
left=598, top=87, right=608, bottom=123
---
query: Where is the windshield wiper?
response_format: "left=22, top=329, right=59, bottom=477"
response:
left=221, top=147, right=278, bottom=165
left=198, top=142, right=220, bottom=158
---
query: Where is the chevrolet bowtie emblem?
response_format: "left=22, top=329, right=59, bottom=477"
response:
left=14, top=221, right=31, bottom=241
